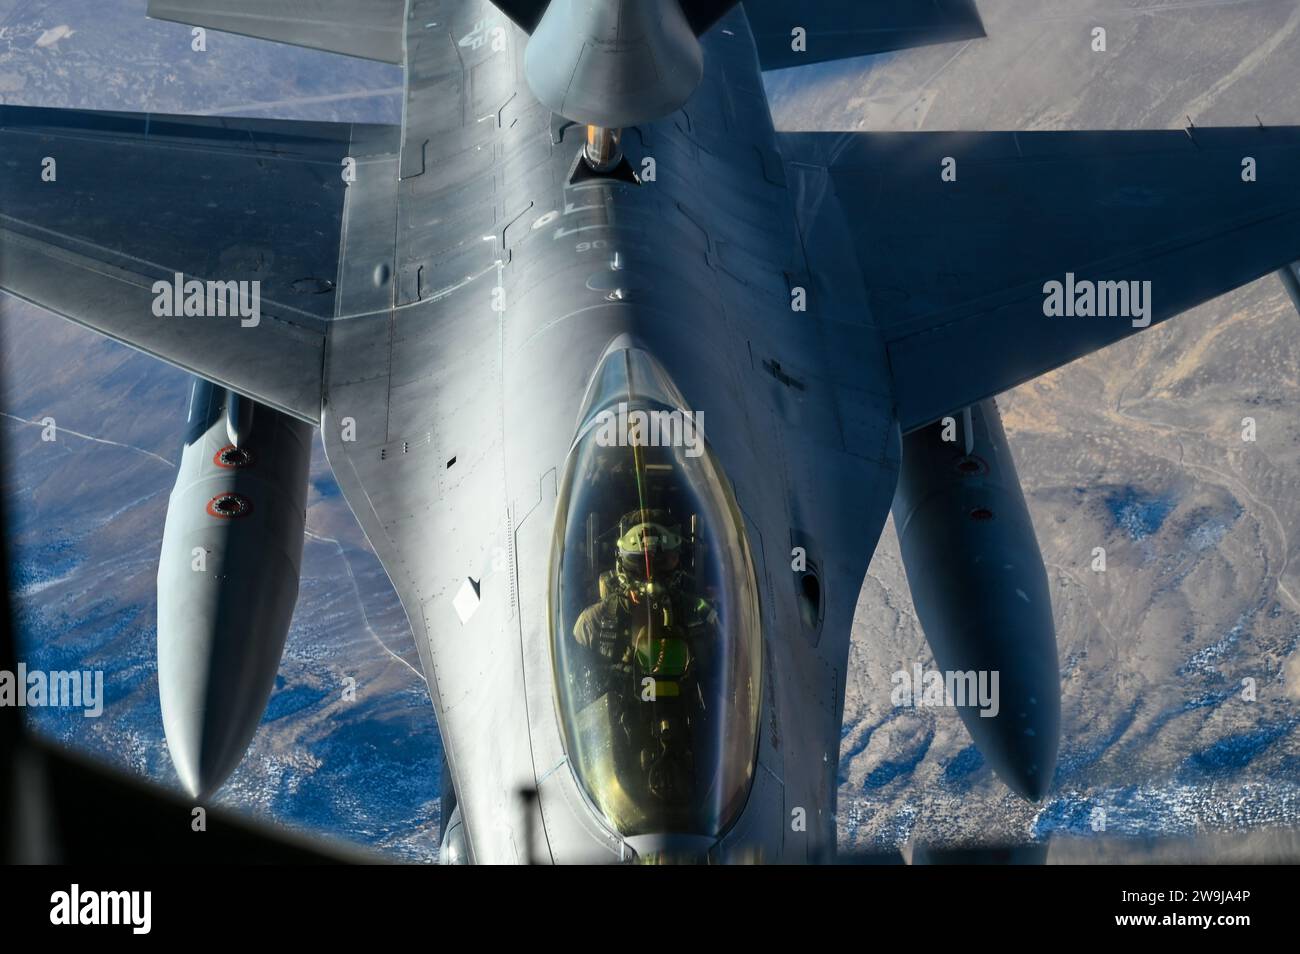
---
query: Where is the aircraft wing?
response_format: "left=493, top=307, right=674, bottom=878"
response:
left=0, top=107, right=399, bottom=424
left=742, top=0, right=985, bottom=70
left=147, top=0, right=408, bottom=64
left=780, top=127, right=1300, bottom=431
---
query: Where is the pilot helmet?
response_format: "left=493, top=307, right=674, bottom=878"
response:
left=616, top=510, right=682, bottom=583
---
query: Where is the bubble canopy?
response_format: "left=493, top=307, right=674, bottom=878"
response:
left=550, top=346, right=763, bottom=839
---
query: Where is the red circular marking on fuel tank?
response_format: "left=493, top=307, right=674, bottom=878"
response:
left=206, top=493, right=253, bottom=519
left=969, top=507, right=995, bottom=521
left=954, top=455, right=989, bottom=477
left=213, top=445, right=254, bottom=469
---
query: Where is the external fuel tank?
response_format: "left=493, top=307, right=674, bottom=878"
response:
left=891, top=400, right=1059, bottom=800
left=156, top=379, right=312, bottom=798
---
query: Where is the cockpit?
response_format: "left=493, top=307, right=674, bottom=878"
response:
left=550, top=345, right=762, bottom=840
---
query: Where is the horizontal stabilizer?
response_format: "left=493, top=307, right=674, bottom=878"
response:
left=745, top=0, right=986, bottom=70
left=147, top=0, right=407, bottom=64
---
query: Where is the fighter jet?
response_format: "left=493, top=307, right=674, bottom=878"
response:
left=4, top=0, right=1300, bottom=864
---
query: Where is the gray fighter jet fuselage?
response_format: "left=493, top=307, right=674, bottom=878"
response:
left=308, top=0, right=1057, bottom=863
left=319, top=6, right=900, bottom=863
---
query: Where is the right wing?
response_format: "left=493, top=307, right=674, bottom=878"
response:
left=0, top=107, right=399, bottom=424
left=741, top=0, right=985, bottom=70
left=147, top=0, right=408, bottom=64
left=781, top=127, right=1300, bottom=431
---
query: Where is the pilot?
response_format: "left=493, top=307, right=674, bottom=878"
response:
left=573, top=511, right=717, bottom=665
left=572, top=510, right=719, bottom=802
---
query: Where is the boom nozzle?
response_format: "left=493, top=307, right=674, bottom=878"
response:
left=584, top=126, right=623, bottom=172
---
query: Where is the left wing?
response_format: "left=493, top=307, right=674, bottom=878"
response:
left=0, top=107, right=399, bottom=423
left=781, top=127, right=1300, bottom=430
